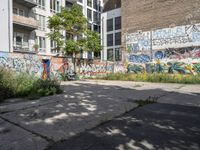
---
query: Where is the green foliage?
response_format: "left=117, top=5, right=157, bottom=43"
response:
left=135, top=97, right=157, bottom=107
left=101, top=73, right=200, bottom=84
left=0, top=68, right=62, bottom=102
left=48, top=4, right=101, bottom=55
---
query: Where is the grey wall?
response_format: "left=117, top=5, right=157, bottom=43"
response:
left=0, top=0, right=12, bottom=52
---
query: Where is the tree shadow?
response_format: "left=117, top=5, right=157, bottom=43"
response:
left=48, top=103, right=200, bottom=150
left=0, top=81, right=200, bottom=150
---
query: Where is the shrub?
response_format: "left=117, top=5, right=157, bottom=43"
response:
left=0, top=67, right=62, bottom=102
left=100, top=73, right=200, bottom=84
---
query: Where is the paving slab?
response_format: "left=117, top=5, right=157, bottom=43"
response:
left=0, top=118, right=48, bottom=150
left=1, top=97, right=137, bottom=142
left=1, top=80, right=200, bottom=150
left=49, top=103, right=200, bottom=150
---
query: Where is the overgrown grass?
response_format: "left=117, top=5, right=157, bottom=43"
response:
left=135, top=96, right=158, bottom=107
left=0, top=68, right=62, bottom=102
left=100, top=73, right=200, bottom=84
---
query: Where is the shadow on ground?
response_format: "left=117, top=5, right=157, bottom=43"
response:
left=48, top=103, right=200, bottom=150
left=0, top=82, right=200, bottom=150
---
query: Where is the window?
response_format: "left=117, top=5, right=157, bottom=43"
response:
left=87, top=9, right=92, bottom=21
left=66, top=1, right=73, bottom=8
left=37, top=0, right=45, bottom=10
left=37, top=15, right=45, bottom=31
left=115, top=16, right=121, bottom=30
left=107, top=49, right=113, bottom=61
left=57, top=1, right=60, bottom=12
left=115, top=48, right=122, bottom=61
left=115, top=32, right=121, bottom=45
left=38, top=37, right=46, bottom=52
left=93, top=0, right=98, bottom=10
left=94, top=51, right=101, bottom=59
left=107, top=19, right=113, bottom=32
left=93, top=25, right=99, bottom=32
left=93, top=11, right=98, bottom=23
left=13, top=8, right=26, bottom=17
left=88, top=23, right=92, bottom=30
left=107, top=34, right=113, bottom=47
left=19, top=9, right=24, bottom=16
left=13, top=8, right=18, bottom=14
left=78, top=0, right=83, bottom=3
left=87, top=0, right=92, bottom=7
left=66, top=32, right=73, bottom=40
left=51, top=40, right=57, bottom=53
left=13, top=32, right=29, bottom=51
left=50, top=0, right=60, bottom=13
left=88, top=52, right=92, bottom=59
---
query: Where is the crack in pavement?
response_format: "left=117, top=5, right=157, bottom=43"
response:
left=0, top=115, right=54, bottom=144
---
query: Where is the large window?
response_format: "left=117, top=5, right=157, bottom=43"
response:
left=115, top=48, right=122, bottom=61
left=115, top=32, right=121, bottom=46
left=13, top=8, right=27, bottom=17
left=88, top=23, right=92, bottom=30
left=87, top=9, right=92, bottom=21
left=51, top=40, right=57, bottom=53
left=13, top=32, right=29, bottom=51
left=107, top=49, right=113, bottom=61
left=107, top=34, right=113, bottom=47
left=87, top=0, right=92, bottom=7
left=107, top=19, right=113, bottom=32
left=50, top=0, right=60, bottom=13
left=37, top=15, right=45, bottom=31
left=93, top=25, right=99, bottom=32
left=115, top=16, right=121, bottom=30
left=37, top=0, right=45, bottom=10
left=93, top=11, right=99, bottom=23
left=93, top=0, right=98, bottom=10
left=38, top=37, right=46, bottom=52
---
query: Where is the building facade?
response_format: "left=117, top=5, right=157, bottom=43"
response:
left=101, top=8, right=121, bottom=61
left=0, top=0, right=103, bottom=59
left=101, top=0, right=122, bottom=62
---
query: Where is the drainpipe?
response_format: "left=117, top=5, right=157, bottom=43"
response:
left=8, top=0, right=11, bottom=52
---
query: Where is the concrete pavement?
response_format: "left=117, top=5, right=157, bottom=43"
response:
left=49, top=103, right=200, bottom=150
left=0, top=80, right=200, bottom=150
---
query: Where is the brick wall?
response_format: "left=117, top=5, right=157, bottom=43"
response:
left=122, top=0, right=200, bottom=33
left=103, top=0, right=121, bottom=12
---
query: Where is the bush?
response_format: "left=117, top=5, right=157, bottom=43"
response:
left=101, top=73, right=200, bottom=84
left=0, top=67, right=62, bottom=102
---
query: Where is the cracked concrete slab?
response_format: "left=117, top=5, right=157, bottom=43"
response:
left=1, top=98, right=137, bottom=142
left=0, top=118, right=48, bottom=150
left=1, top=80, right=200, bottom=150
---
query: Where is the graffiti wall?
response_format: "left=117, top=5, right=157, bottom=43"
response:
left=127, top=61, right=200, bottom=75
left=0, top=52, right=71, bottom=80
left=126, top=23, right=200, bottom=64
left=126, top=23, right=200, bottom=75
left=0, top=52, right=44, bottom=77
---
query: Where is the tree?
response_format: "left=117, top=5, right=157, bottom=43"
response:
left=48, top=4, right=101, bottom=71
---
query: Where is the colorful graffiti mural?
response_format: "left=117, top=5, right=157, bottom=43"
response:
left=129, top=54, right=151, bottom=63
left=0, top=52, right=43, bottom=77
left=154, top=48, right=200, bottom=60
left=128, top=60, right=200, bottom=75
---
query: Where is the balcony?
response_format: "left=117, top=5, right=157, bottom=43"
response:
left=13, top=42, right=35, bottom=53
left=14, top=0, right=37, bottom=8
left=13, top=14, right=38, bottom=31
left=66, top=0, right=77, bottom=4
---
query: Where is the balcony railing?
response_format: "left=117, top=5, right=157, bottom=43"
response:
left=13, top=42, right=36, bottom=53
left=13, top=14, right=38, bottom=30
left=14, top=0, right=37, bottom=8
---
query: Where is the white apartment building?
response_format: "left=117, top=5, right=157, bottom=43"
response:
left=101, top=8, right=122, bottom=61
left=0, top=0, right=102, bottom=59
